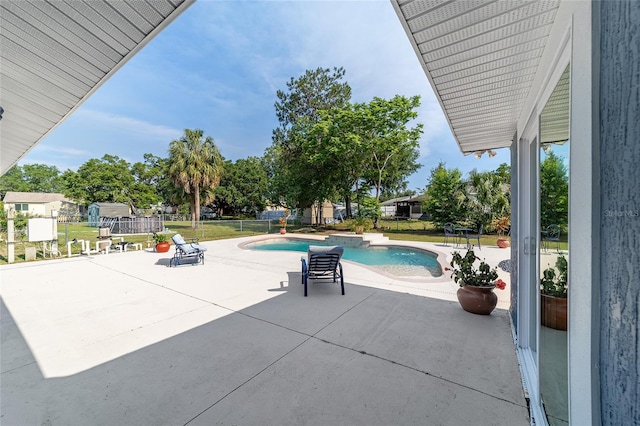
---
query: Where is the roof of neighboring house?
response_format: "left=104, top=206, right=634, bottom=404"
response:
left=381, top=195, right=426, bottom=206
left=3, top=191, right=72, bottom=203
left=89, top=202, right=129, bottom=208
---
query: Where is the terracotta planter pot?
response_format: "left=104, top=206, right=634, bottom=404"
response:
left=354, top=225, right=365, bottom=234
left=497, top=238, right=510, bottom=248
left=457, top=285, right=498, bottom=315
left=155, top=242, right=170, bottom=253
left=279, top=228, right=286, bottom=235
left=541, top=294, right=567, bottom=330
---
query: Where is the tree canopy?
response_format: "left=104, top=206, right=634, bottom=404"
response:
left=0, top=164, right=63, bottom=195
left=267, top=66, right=352, bottom=210
left=266, top=67, right=423, bottom=227
left=63, top=154, right=136, bottom=208
left=214, top=157, right=268, bottom=217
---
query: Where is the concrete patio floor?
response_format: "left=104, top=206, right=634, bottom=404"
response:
left=1, top=234, right=528, bottom=425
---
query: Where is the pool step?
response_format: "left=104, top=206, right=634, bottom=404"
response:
left=325, top=233, right=389, bottom=248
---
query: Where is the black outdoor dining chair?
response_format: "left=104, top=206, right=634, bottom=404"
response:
left=466, top=224, right=483, bottom=250
left=444, top=222, right=459, bottom=246
left=542, top=224, right=561, bottom=252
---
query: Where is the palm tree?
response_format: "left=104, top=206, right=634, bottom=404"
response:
left=168, top=129, right=223, bottom=229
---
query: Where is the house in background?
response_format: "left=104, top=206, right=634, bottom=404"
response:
left=394, top=1, right=639, bottom=424
left=381, top=195, right=425, bottom=219
left=2, top=191, right=79, bottom=220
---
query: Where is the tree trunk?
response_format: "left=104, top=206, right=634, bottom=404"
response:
left=193, top=185, right=200, bottom=229
left=373, top=171, right=383, bottom=230
left=190, top=194, right=196, bottom=229
left=345, top=196, right=352, bottom=219
left=355, top=181, right=361, bottom=217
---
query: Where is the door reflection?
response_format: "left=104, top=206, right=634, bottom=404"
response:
left=539, top=64, right=570, bottom=425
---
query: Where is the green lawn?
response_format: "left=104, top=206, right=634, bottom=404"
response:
left=0, top=221, right=273, bottom=263
left=0, top=218, right=576, bottom=265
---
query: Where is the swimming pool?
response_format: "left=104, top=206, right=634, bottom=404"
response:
left=244, top=238, right=443, bottom=278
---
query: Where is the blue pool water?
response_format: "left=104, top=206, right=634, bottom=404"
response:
left=247, top=239, right=442, bottom=278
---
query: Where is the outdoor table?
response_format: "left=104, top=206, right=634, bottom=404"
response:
left=454, top=227, right=474, bottom=249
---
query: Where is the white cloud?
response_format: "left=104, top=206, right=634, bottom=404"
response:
left=74, top=109, right=182, bottom=141
left=30, top=145, right=91, bottom=157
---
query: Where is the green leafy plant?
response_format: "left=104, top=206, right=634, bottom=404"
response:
left=540, top=255, right=568, bottom=298
left=449, top=250, right=500, bottom=288
left=351, top=216, right=373, bottom=232
left=153, top=233, right=168, bottom=244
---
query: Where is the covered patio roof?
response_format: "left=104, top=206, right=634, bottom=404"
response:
left=392, top=0, right=561, bottom=154
left=0, top=0, right=194, bottom=175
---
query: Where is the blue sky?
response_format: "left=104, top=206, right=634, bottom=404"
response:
left=22, top=0, right=510, bottom=192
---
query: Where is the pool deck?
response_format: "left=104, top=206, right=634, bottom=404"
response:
left=1, top=233, right=528, bottom=425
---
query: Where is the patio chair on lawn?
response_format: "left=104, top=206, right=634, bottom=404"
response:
left=465, top=224, right=483, bottom=250
left=169, top=234, right=206, bottom=267
left=301, top=245, right=345, bottom=297
left=444, top=222, right=459, bottom=246
left=542, top=224, right=561, bottom=252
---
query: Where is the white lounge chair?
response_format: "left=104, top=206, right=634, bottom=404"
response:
left=169, top=234, right=206, bottom=267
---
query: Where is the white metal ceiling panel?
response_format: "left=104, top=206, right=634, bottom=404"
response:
left=392, top=0, right=561, bottom=154
left=0, top=0, right=194, bottom=175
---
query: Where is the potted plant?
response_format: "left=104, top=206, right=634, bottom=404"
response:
left=449, top=250, right=506, bottom=315
left=279, top=209, right=289, bottom=234
left=492, top=216, right=511, bottom=248
left=351, top=216, right=372, bottom=234
left=154, top=233, right=170, bottom=253
left=540, top=255, right=568, bottom=330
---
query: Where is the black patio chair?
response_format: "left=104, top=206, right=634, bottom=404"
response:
left=301, top=245, right=345, bottom=297
left=542, top=224, right=561, bottom=252
left=465, top=224, right=483, bottom=250
left=444, top=222, right=459, bottom=246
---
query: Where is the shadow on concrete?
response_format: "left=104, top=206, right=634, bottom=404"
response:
left=1, top=277, right=529, bottom=425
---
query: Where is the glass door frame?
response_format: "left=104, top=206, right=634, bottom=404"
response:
left=516, top=113, right=544, bottom=423
left=516, top=41, right=572, bottom=425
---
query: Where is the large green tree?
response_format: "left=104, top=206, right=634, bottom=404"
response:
left=0, top=166, right=28, bottom=195
left=359, top=95, right=422, bottom=202
left=304, top=106, right=367, bottom=217
left=464, top=168, right=510, bottom=230
left=307, top=95, right=423, bottom=226
left=266, top=67, right=352, bottom=210
left=168, top=129, right=223, bottom=229
left=214, top=157, right=268, bottom=216
left=63, top=155, right=136, bottom=207
left=0, top=164, right=63, bottom=195
left=424, top=162, right=466, bottom=228
left=130, top=154, right=167, bottom=212
left=540, top=151, right=568, bottom=227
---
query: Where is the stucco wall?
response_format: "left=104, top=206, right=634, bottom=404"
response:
left=599, top=1, right=640, bottom=424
